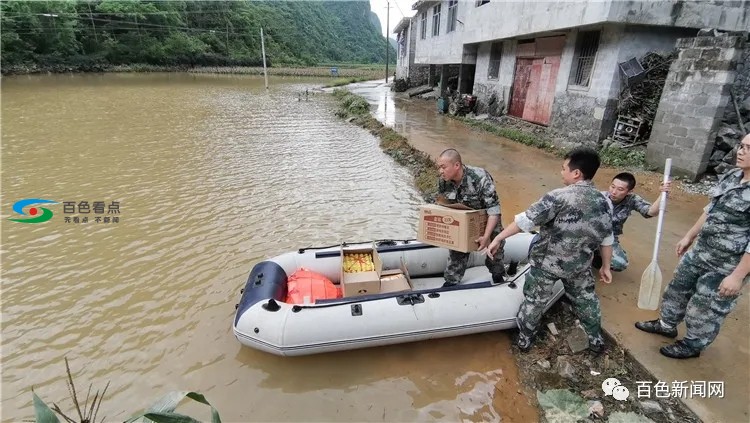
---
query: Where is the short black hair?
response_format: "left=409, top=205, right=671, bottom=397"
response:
left=564, top=147, right=600, bottom=180
left=439, top=148, right=462, bottom=164
left=612, top=172, right=636, bottom=190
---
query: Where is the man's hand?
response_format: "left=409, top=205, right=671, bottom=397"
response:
left=660, top=181, right=672, bottom=194
left=676, top=235, right=695, bottom=257
left=718, top=274, right=744, bottom=297
left=475, top=234, right=490, bottom=251
left=485, top=239, right=502, bottom=259
left=599, top=267, right=612, bottom=284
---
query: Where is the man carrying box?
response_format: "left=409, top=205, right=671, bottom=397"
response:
left=436, top=148, right=506, bottom=287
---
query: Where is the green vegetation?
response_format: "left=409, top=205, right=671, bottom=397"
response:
left=324, top=76, right=372, bottom=88
left=457, top=117, right=558, bottom=152
left=32, top=358, right=220, bottom=423
left=1, top=0, right=396, bottom=74
left=332, top=89, right=439, bottom=199
left=459, top=116, right=648, bottom=168
left=599, top=143, right=647, bottom=168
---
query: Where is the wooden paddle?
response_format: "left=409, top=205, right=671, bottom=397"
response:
left=638, top=158, right=672, bottom=310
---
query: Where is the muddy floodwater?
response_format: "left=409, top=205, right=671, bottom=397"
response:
left=1, top=74, right=536, bottom=422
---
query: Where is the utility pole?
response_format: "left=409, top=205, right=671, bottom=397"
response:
left=226, top=22, right=230, bottom=56
left=385, top=0, right=390, bottom=83
left=260, top=27, right=269, bottom=90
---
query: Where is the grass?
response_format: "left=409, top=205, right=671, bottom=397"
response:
left=457, top=116, right=647, bottom=168
left=323, top=76, right=373, bottom=88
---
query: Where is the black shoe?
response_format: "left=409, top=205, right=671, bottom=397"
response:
left=513, top=332, right=534, bottom=353
left=442, top=281, right=459, bottom=288
left=492, top=274, right=506, bottom=285
left=507, top=261, right=519, bottom=276
left=660, top=341, right=701, bottom=359
left=635, top=319, right=678, bottom=338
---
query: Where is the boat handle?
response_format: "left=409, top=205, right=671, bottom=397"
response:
left=397, top=293, right=425, bottom=306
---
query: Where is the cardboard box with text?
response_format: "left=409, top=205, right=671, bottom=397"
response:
left=417, top=204, right=488, bottom=253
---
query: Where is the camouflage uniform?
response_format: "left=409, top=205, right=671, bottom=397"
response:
left=659, top=168, right=750, bottom=351
left=597, top=191, right=653, bottom=271
left=515, top=180, right=614, bottom=348
left=438, top=165, right=505, bottom=284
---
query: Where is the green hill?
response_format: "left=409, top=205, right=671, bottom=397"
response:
left=0, top=0, right=397, bottom=73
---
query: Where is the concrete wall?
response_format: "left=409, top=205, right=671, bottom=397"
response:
left=472, top=40, right=514, bottom=115
left=608, top=0, right=750, bottom=31
left=463, top=1, right=610, bottom=45
left=462, top=1, right=748, bottom=45
left=413, top=1, right=470, bottom=64
left=395, top=23, right=410, bottom=80
left=395, top=19, right=431, bottom=87
left=647, top=35, right=744, bottom=180
left=469, top=23, right=695, bottom=143
left=549, top=25, right=694, bottom=144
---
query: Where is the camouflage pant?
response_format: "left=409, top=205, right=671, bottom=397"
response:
left=444, top=231, right=505, bottom=284
left=517, top=265, right=604, bottom=348
left=592, top=239, right=628, bottom=271
left=660, top=253, right=745, bottom=351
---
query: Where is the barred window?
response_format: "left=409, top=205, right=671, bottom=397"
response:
left=568, top=30, right=600, bottom=87
left=420, top=11, right=427, bottom=40
left=447, top=0, right=458, bottom=33
left=432, top=4, right=441, bottom=37
left=488, top=42, right=502, bottom=79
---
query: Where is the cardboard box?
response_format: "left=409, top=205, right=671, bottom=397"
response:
left=341, top=244, right=382, bottom=297
left=379, top=259, right=413, bottom=294
left=417, top=204, right=488, bottom=253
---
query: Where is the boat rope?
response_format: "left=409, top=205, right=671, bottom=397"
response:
left=297, top=239, right=417, bottom=254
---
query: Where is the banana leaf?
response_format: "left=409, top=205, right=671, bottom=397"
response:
left=125, top=391, right=221, bottom=423
left=32, top=391, right=61, bottom=423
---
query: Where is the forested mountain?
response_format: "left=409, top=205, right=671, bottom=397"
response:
left=0, top=0, right=397, bottom=72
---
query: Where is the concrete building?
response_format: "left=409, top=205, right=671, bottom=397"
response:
left=393, top=17, right=430, bottom=86
left=407, top=0, right=749, bottom=175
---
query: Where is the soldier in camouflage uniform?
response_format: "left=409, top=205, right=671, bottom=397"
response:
left=636, top=134, right=750, bottom=359
left=486, top=148, right=614, bottom=353
left=436, top=149, right=506, bottom=287
left=593, top=172, right=671, bottom=271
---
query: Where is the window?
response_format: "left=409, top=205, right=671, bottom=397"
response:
left=420, top=11, right=427, bottom=40
left=447, top=0, right=458, bottom=33
left=475, top=0, right=490, bottom=6
left=568, top=30, right=600, bottom=87
left=488, top=42, right=502, bottom=79
left=432, top=4, right=441, bottom=37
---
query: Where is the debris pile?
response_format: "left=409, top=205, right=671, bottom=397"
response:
left=615, top=52, right=677, bottom=145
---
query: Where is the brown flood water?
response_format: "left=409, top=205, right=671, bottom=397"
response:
left=1, top=74, right=533, bottom=422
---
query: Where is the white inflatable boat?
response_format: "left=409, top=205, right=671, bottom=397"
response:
left=233, top=233, right=564, bottom=356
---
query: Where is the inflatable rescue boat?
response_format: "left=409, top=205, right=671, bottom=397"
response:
left=233, top=233, right=564, bottom=356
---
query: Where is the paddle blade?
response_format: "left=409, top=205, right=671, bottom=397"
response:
left=638, top=261, right=663, bottom=310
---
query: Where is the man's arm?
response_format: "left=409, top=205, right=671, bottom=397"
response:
left=476, top=171, right=502, bottom=250
left=646, top=181, right=672, bottom=217
left=476, top=214, right=500, bottom=250
left=599, top=244, right=613, bottom=284
left=485, top=221, right=522, bottom=259
left=676, top=211, right=709, bottom=256
left=718, top=252, right=750, bottom=297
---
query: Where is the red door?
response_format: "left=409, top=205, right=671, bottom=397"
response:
left=509, top=58, right=533, bottom=119
left=526, top=56, right=560, bottom=125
